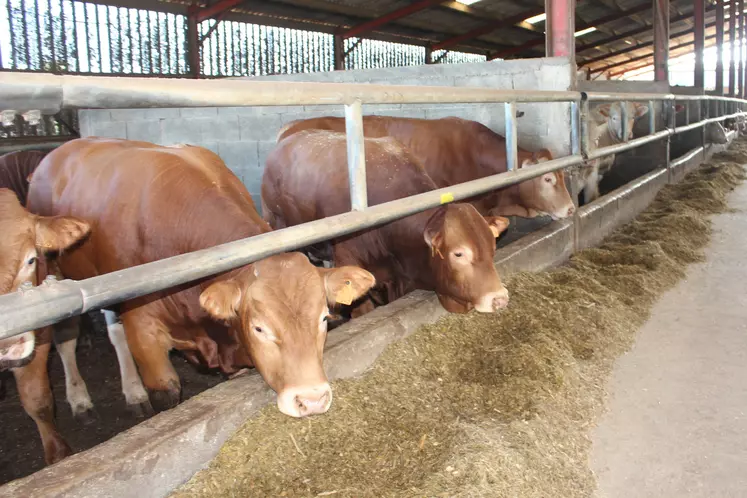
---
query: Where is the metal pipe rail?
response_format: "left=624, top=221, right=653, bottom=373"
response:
left=0, top=71, right=746, bottom=339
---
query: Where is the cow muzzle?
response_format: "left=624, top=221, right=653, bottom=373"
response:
left=0, top=331, right=36, bottom=371
left=277, top=383, right=333, bottom=418
left=474, top=286, right=510, bottom=313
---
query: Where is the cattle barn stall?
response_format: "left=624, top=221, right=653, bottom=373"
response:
left=0, top=64, right=744, bottom=496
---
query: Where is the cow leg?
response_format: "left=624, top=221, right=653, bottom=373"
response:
left=102, top=310, right=153, bottom=418
left=120, top=309, right=181, bottom=412
left=14, top=336, right=72, bottom=465
left=53, top=316, right=96, bottom=424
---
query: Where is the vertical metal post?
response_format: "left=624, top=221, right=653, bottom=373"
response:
left=621, top=101, right=629, bottom=142
left=743, top=5, right=747, bottom=99
left=648, top=99, right=656, bottom=135
left=570, top=101, right=580, bottom=156
left=654, top=0, right=670, bottom=82
left=580, top=98, right=590, bottom=158
left=425, top=46, right=433, bottom=64
left=739, top=0, right=745, bottom=98
left=344, top=100, right=368, bottom=211
left=730, top=0, right=737, bottom=96
left=333, top=34, right=344, bottom=70
left=684, top=101, right=690, bottom=125
left=504, top=102, right=518, bottom=172
left=694, top=0, right=705, bottom=88
left=187, top=15, right=200, bottom=78
left=545, top=0, right=576, bottom=77
left=716, top=0, right=725, bottom=94
left=666, top=99, right=674, bottom=183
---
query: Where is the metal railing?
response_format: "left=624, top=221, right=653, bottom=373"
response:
left=0, top=71, right=745, bottom=338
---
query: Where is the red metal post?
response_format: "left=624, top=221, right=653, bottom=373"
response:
left=743, top=2, right=747, bottom=98
left=545, top=0, right=575, bottom=58
left=716, top=0, right=725, bottom=94
left=694, top=0, right=706, bottom=88
left=653, top=0, right=670, bottom=82
left=740, top=0, right=745, bottom=97
left=730, top=0, right=737, bottom=95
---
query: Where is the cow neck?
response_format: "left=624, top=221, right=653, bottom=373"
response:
left=385, top=206, right=445, bottom=287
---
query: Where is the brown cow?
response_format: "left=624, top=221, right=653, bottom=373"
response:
left=276, top=115, right=575, bottom=220
left=28, top=138, right=375, bottom=418
left=0, top=150, right=48, bottom=205
left=262, top=130, right=510, bottom=315
left=0, top=188, right=91, bottom=464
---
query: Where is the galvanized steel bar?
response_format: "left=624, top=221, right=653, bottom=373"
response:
left=504, top=102, right=518, bottom=171
left=570, top=101, right=580, bottom=156
left=620, top=100, right=629, bottom=142
left=580, top=99, right=590, bottom=158
left=586, top=129, right=672, bottom=161
left=648, top=99, right=656, bottom=134
left=0, top=153, right=585, bottom=338
left=344, top=100, right=368, bottom=211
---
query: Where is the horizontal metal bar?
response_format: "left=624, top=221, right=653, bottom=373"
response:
left=584, top=91, right=747, bottom=103
left=0, top=73, right=582, bottom=114
left=0, top=140, right=67, bottom=154
left=671, top=146, right=704, bottom=167
left=0, top=154, right=584, bottom=338
left=586, top=129, right=673, bottom=160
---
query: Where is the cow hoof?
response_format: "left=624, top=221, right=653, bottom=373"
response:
left=44, top=439, right=73, bottom=465
left=149, top=382, right=182, bottom=412
left=73, top=408, right=99, bottom=426
left=128, top=400, right=155, bottom=419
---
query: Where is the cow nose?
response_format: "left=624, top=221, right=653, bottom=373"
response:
left=277, top=383, right=333, bottom=418
left=567, top=205, right=576, bottom=216
left=474, top=287, right=510, bottom=313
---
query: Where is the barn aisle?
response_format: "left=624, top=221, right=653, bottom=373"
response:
left=591, top=181, right=747, bottom=497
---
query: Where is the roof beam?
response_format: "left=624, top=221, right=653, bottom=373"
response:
left=430, top=5, right=546, bottom=51
left=439, top=1, right=544, bottom=35
left=609, top=35, right=722, bottom=78
left=339, top=0, right=446, bottom=40
left=599, top=31, right=719, bottom=75
left=189, top=0, right=246, bottom=23
left=581, top=20, right=717, bottom=68
left=578, top=0, right=726, bottom=55
left=488, top=0, right=653, bottom=60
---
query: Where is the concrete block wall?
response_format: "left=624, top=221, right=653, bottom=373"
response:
left=80, top=57, right=574, bottom=202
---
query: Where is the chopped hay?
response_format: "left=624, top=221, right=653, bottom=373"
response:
left=172, top=141, right=747, bottom=498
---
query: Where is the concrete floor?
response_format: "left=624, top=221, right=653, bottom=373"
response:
left=591, top=182, right=747, bottom=498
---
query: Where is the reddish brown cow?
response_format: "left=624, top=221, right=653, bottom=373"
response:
left=0, top=150, right=48, bottom=205
left=0, top=188, right=91, bottom=464
left=277, top=115, right=575, bottom=220
left=28, top=138, right=375, bottom=418
left=262, top=130, right=510, bottom=315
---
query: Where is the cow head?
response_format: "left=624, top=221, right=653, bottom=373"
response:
left=517, top=149, right=575, bottom=220
left=592, top=102, right=650, bottom=142
left=424, top=204, right=510, bottom=314
left=0, top=189, right=90, bottom=370
left=199, top=252, right=375, bottom=418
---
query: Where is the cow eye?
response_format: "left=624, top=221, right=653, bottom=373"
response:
left=27, top=257, right=37, bottom=266
left=544, top=176, right=553, bottom=183
left=254, top=326, right=263, bottom=334
left=454, top=252, right=463, bottom=258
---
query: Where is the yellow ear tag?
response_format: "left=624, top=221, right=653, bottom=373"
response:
left=335, top=280, right=356, bottom=305
left=440, top=192, right=454, bottom=204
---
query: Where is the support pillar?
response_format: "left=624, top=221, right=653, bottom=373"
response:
left=694, top=0, right=705, bottom=88
left=739, top=0, right=744, bottom=98
left=716, top=0, right=725, bottom=94
left=653, top=0, right=670, bottom=82
left=333, top=34, right=344, bottom=71
left=187, top=15, right=200, bottom=79
left=545, top=0, right=576, bottom=60
left=730, top=0, right=737, bottom=96
left=425, top=46, right=433, bottom=64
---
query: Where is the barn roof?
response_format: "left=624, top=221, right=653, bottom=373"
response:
left=129, top=0, right=724, bottom=78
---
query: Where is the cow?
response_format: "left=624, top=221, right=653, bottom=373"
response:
left=28, top=137, right=376, bottom=418
left=576, top=102, right=650, bottom=205
left=276, top=115, right=576, bottom=221
left=0, top=149, right=152, bottom=419
left=0, top=187, right=91, bottom=464
left=263, top=130, right=511, bottom=317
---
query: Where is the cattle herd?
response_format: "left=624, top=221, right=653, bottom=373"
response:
left=0, top=103, right=733, bottom=471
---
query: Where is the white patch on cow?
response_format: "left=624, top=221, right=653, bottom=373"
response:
left=56, top=337, right=95, bottom=416
left=0, top=331, right=35, bottom=363
left=103, top=310, right=149, bottom=407
left=277, top=383, right=333, bottom=418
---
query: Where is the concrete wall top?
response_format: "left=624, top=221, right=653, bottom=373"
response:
left=80, top=57, right=574, bottom=202
left=578, top=79, right=670, bottom=96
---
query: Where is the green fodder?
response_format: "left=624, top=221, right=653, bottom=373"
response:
left=172, top=142, right=747, bottom=498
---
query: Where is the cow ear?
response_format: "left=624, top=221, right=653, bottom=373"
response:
left=634, top=103, right=649, bottom=117
left=591, top=104, right=612, bottom=122
left=35, top=215, right=91, bottom=255
left=319, top=266, right=375, bottom=306
left=200, top=280, right=242, bottom=321
left=423, top=207, right=447, bottom=250
left=484, top=216, right=510, bottom=238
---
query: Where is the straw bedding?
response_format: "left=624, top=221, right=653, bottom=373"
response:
left=172, top=140, right=747, bottom=498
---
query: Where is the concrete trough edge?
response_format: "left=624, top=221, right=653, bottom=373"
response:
left=0, top=133, right=739, bottom=498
